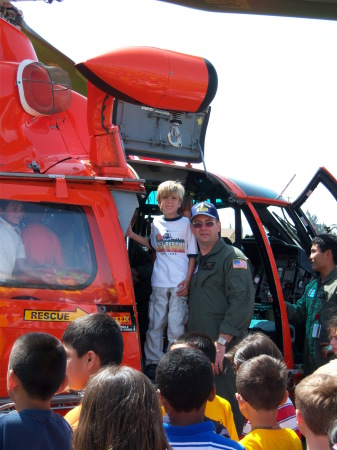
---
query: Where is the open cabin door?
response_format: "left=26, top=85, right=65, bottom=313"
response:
left=292, top=167, right=337, bottom=240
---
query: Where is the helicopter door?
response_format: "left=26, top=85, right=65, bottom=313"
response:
left=292, top=167, right=337, bottom=240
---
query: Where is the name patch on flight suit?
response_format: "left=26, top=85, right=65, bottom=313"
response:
left=202, top=262, right=215, bottom=270
left=308, top=288, right=316, bottom=298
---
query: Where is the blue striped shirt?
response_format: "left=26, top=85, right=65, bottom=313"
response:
left=164, top=421, right=245, bottom=450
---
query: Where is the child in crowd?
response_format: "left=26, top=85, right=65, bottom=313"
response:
left=0, top=332, right=72, bottom=450
left=236, top=354, right=302, bottom=450
left=227, top=331, right=300, bottom=438
left=74, top=365, right=169, bottom=450
left=171, top=331, right=238, bottom=441
left=62, top=313, right=124, bottom=430
left=315, top=315, right=337, bottom=376
left=156, top=347, right=244, bottom=450
left=295, top=373, right=337, bottom=450
left=126, top=180, right=197, bottom=380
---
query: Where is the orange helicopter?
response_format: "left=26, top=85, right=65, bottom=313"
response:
left=0, top=0, right=336, bottom=413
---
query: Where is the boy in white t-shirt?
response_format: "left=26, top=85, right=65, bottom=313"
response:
left=126, top=180, right=197, bottom=379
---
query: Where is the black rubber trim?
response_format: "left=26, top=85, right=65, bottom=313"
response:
left=75, top=63, right=142, bottom=105
left=196, top=58, right=218, bottom=113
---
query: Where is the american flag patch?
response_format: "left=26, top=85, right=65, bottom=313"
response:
left=233, top=259, right=248, bottom=269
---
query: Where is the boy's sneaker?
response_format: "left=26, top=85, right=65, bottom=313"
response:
left=144, top=364, right=158, bottom=382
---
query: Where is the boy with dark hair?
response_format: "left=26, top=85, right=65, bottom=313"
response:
left=236, top=354, right=302, bottom=450
left=0, top=332, right=72, bottom=449
left=227, top=331, right=300, bottom=439
left=156, top=347, right=244, bottom=450
left=172, top=331, right=238, bottom=441
left=62, top=313, right=124, bottom=430
left=295, top=373, right=337, bottom=450
left=173, top=331, right=216, bottom=363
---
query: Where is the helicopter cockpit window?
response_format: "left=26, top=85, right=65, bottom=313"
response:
left=263, top=205, right=302, bottom=247
left=217, top=206, right=253, bottom=242
left=0, top=201, right=95, bottom=289
left=298, top=183, right=337, bottom=235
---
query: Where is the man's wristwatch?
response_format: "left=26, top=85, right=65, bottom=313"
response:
left=217, top=336, right=227, bottom=346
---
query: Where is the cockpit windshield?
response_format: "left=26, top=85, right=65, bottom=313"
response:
left=266, top=206, right=302, bottom=247
left=0, top=200, right=96, bottom=289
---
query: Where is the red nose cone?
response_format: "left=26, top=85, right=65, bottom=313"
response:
left=76, top=47, right=217, bottom=112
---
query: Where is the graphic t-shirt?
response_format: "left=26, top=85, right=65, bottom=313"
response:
left=150, top=215, right=197, bottom=287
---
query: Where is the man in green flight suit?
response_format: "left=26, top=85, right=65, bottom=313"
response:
left=188, top=201, right=255, bottom=436
left=286, top=233, right=337, bottom=375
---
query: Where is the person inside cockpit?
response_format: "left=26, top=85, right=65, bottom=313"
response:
left=0, top=200, right=53, bottom=283
left=21, top=203, right=65, bottom=271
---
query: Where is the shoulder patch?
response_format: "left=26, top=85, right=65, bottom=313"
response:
left=233, top=259, right=248, bottom=270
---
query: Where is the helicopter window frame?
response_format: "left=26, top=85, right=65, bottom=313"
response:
left=0, top=201, right=97, bottom=291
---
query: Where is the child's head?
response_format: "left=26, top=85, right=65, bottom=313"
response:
left=156, top=347, right=214, bottom=413
left=156, top=181, right=184, bottom=205
left=178, top=195, right=193, bottom=218
left=171, top=331, right=216, bottom=364
left=236, top=354, right=287, bottom=413
left=8, top=332, right=66, bottom=401
left=62, top=313, right=124, bottom=390
left=74, top=365, right=169, bottom=450
left=295, top=373, right=337, bottom=438
left=328, top=316, right=337, bottom=355
left=227, top=331, right=283, bottom=370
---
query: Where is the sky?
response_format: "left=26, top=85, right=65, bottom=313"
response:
left=15, top=0, right=337, bottom=224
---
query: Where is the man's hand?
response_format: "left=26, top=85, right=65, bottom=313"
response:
left=214, top=341, right=227, bottom=375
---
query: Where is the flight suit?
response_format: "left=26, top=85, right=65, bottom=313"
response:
left=188, top=238, right=255, bottom=434
left=286, top=265, right=337, bottom=375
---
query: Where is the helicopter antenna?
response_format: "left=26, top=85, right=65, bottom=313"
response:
left=275, top=174, right=296, bottom=200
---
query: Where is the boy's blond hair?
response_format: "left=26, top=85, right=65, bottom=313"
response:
left=295, top=373, right=337, bottom=436
left=156, top=181, right=184, bottom=204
